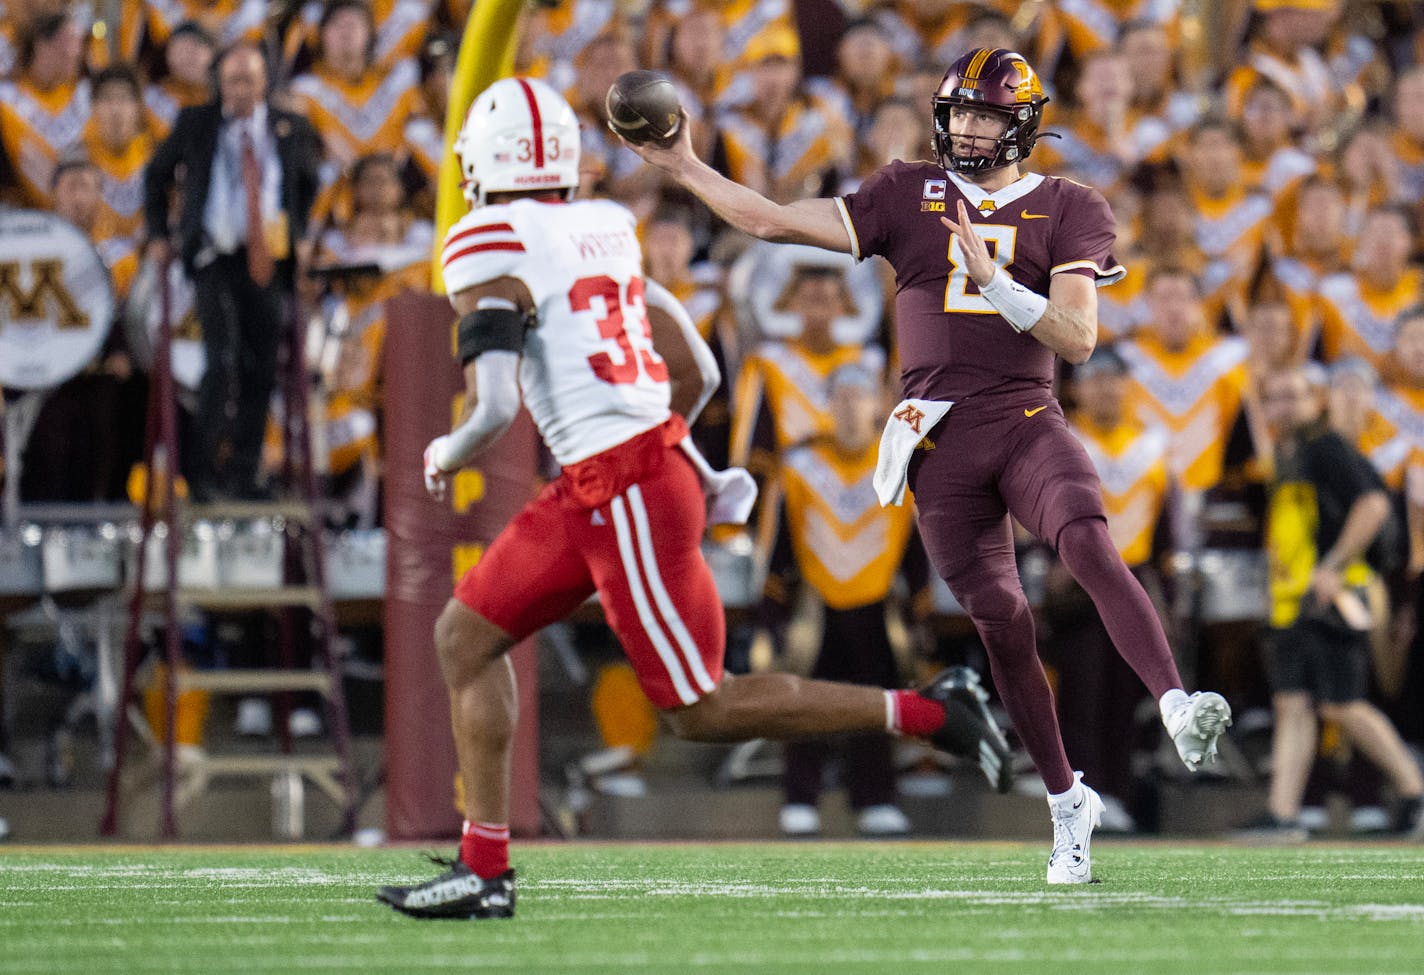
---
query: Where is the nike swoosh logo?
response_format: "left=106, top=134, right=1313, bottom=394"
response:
left=1072, top=798, right=1084, bottom=810
left=1021, top=210, right=1049, bottom=220
left=1024, top=406, right=1048, bottom=417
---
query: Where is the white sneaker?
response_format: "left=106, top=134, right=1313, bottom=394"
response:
left=1097, top=793, right=1138, bottom=834
left=1349, top=805, right=1390, bottom=834
left=778, top=803, right=821, bottom=837
left=592, top=772, right=647, bottom=797
left=288, top=707, right=323, bottom=738
left=856, top=804, right=911, bottom=836
left=235, top=698, right=272, bottom=736
left=1165, top=691, right=1232, bottom=771
left=1047, top=772, right=1105, bottom=885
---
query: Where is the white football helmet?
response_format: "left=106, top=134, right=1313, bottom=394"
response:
left=453, top=76, right=581, bottom=208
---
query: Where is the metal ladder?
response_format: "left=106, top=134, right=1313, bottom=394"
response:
left=100, top=268, right=356, bottom=839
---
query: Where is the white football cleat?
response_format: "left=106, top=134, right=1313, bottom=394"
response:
left=856, top=804, right=911, bottom=837
left=1166, top=691, right=1233, bottom=771
left=778, top=804, right=821, bottom=837
left=1047, top=772, right=1104, bottom=885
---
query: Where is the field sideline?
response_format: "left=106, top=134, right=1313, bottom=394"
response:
left=2, top=841, right=1422, bottom=974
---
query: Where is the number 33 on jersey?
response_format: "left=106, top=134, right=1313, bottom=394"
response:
left=440, top=197, right=673, bottom=465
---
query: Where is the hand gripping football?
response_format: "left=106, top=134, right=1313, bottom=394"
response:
left=606, top=70, right=682, bottom=147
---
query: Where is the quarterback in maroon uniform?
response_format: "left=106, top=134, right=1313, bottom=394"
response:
left=629, top=48, right=1232, bottom=882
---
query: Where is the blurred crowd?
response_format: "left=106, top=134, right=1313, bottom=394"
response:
left=4, top=0, right=1424, bottom=835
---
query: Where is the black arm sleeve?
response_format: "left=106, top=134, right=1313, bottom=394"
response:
left=456, top=306, right=527, bottom=366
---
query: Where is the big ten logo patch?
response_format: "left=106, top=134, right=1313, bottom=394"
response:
left=921, top=179, right=947, bottom=212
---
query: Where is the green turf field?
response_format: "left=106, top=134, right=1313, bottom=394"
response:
left=1, top=842, right=1421, bottom=974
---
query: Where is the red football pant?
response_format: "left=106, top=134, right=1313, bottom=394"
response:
left=456, top=442, right=724, bottom=709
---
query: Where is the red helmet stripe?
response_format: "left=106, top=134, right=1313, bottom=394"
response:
left=514, top=77, right=545, bottom=168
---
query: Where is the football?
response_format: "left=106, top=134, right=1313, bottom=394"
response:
left=606, top=70, right=682, bottom=147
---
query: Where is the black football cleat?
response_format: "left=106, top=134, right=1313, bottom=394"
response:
left=919, top=665, right=1014, bottom=793
left=376, top=856, right=515, bottom=920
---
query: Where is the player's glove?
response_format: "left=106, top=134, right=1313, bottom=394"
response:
left=676, top=438, right=758, bottom=525
left=423, top=435, right=452, bottom=502
left=703, top=466, right=757, bottom=526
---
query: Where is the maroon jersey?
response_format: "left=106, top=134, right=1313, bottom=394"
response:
left=836, top=161, right=1123, bottom=404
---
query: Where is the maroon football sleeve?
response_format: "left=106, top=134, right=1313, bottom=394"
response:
left=836, top=162, right=905, bottom=261
left=1049, top=186, right=1124, bottom=284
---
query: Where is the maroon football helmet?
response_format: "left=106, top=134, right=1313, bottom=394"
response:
left=932, top=48, right=1049, bottom=174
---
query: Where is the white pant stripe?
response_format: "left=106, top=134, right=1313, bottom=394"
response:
left=627, top=484, right=717, bottom=694
left=610, top=494, right=698, bottom=706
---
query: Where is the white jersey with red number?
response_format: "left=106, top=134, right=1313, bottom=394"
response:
left=441, top=198, right=672, bottom=465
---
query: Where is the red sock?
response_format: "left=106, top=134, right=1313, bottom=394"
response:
left=460, top=820, right=510, bottom=879
left=888, top=690, right=946, bottom=737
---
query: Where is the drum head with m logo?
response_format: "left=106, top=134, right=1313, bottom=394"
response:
left=0, top=209, right=115, bottom=391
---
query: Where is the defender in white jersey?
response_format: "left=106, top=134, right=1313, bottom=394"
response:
left=440, top=195, right=676, bottom=466
left=377, top=77, right=1012, bottom=921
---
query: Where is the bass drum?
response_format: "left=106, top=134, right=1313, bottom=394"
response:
left=0, top=209, right=115, bottom=390
left=727, top=240, right=884, bottom=345
left=122, top=258, right=206, bottom=391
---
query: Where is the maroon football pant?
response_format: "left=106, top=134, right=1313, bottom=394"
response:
left=909, top=398, right=1181, bottom=794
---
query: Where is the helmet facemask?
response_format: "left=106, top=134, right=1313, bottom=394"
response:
left=932, top=99, right=1042, bottom=174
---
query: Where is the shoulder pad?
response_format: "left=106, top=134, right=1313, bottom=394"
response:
left=441, top=206, right=526, bottom=293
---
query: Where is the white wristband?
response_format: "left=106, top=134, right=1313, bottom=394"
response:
left=978, top=269, right=1048, bottom=333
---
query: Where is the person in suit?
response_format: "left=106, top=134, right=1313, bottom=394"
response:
left=142, top=41, right=322, bottom=501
